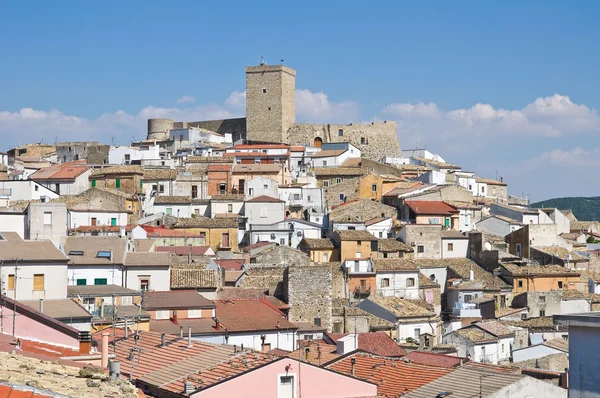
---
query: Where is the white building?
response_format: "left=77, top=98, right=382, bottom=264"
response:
left=373, top=259, right=420, bottom=299
left=246, top=176, right=278, bottom=198
left=30, top=165, right=92, bottom=196
left=0, top=180, right=59, bottom=205
left=109, top=144, right=172, bottom=166
left=123, top=252, right=171, bottom=292
left=441, top=231, right=469, bottom=258
left=169, top=127, right=232, bottom=145
left=310, top=143, right=360, bottom=168
left=444, top=322, right=514, bottom=364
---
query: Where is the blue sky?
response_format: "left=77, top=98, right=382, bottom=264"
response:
left=1, top=1, right=599, bottom=201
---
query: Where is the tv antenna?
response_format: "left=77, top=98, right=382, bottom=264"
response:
left=259, top=56, right=267, bottom=66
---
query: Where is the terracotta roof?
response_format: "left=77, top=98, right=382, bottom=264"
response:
left=267, top=348, right=291, bottom=356
left=531, top=246, right=588, bottom=262
left=156, top=246, right=212, bottom=256
left=245, top=195, right=284, bottom=203
left=149, top=318, right=221, bottom=335
left=372, top=258, right=419, bottom=272
left=330, top=199, right=397, bottom=223
left=142, top=226, right=207, bottom=238
left=376, top=239, right=412, bottom=253
left=441, top=230, right=470, bottom=239
left=402, top=351, right=466, bottom=368
left=144, top=290, right=215, bottom=311
left=312, top=149, right=347, bottom=158
left=336, top=230, right=378, bottom=241
left=368, top=297, right=435, bottom=318
left=418, top=273, right=440, bottom=288
left=171, top=269, right=219, bottom=289
left=327, top=353, right=453, bottom=397
left=286, top=340, right=340, bottom=365
left=500, top=262, right=581, bottom=277
left=444, top=200, right=480, bottom=210
left=224, top=271, right=244, bottom=283
left=215, top=299, right=297, bottom=332
left=0, top=232, right=68, bottom=262
left=314, top=167, right=366, bottom=177
left=446, top=258, right=510, bottom=290
left=472, top=321, right=514, bottom=337
left=301, top=238, right=335, bottom=250
left=217, top=289, right=289, bottom=311
left=174, top=217, right=238, bottom=228
left=495, top=307, right=527, bottom=319
left=406, top=200, right=459, bottom=215
left=214, top=259, right=245, bottom=271
left=238, top=266, right=285, bottom=289
left=31, top=164, right=90, bottom=181
left=325, top=332, right=406, bottom=357
left=207, top=163, right=233, bottom=172
left=455, top=328, right=497, bottom=343
left=242, top=241, right=275, bottom=252
left=543, top=337, right=569, bottom=352
left=231, top=144, right=291, bottom=150
left=500, top=317, right=557, bottom=331
left=187, top=156, right=233, bottom=164
left=340, top=158, right=362, bottom=167
left=124, top=252, right=171, bottom=267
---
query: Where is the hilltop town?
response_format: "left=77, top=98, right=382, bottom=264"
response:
left=0, top=62, right=596, bottom=397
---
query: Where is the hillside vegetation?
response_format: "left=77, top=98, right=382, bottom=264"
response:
left=531, top=197, right=600, bottom=221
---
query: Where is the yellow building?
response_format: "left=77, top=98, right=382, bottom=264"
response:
left=298, top=238, right=339, bottom=262
left=173, top=217, right=239, bottom=252
left=501, top=263, right=582, bottom=294
left=333, top=230, right=378, bottom=263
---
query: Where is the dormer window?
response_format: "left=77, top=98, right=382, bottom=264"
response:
left=69, top=251, right=84, bottom=256
left=97, top=251, right=112, bottom=259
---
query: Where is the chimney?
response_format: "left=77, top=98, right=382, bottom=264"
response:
left=214, top=317, right=221, bottom=331
left=108, top=360, right=120, bottom=379
left=100, top=299, right=105, bottom=318
left=39, top=298, right=44, bottom=313
left=78, top=331, right=92, bottom=355
left=233, top=345, right=237, bottom=353
left=469, top=269, right=475, bottom=281
left=187, top=325, right=193, bottom=348
left=179, top=325, right=184, bottom=338
left=500, top=176, right=503, bottom=183
left=183, top=382, right=195, bottom=395
left=560, top=368, right=569, bottom=389
left=172, top=310, right=178, bottom=325
left=101, top=332, right=109, bottom=368
left=161, top=333, right=166, bottom=347
left=351, top=357, right=356, bottom=376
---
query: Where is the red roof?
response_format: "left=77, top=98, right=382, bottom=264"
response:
left=406, top=200, right=459, bottom=215
left=231, top=144, right=291, bottom=150
left=242, top=241, right=274, bottom=252
left=290, top=146, right=305, bottom=152
left=245, top=195, right=284, bottom=203
left=207, top=164, right=232, bottom=172
left=156, top=246, right=212, bottom=256
left=223, top=151, right=290, bottom=158
left=0, top=385, right=54, bottom=397
left=325, top=332, right=406, bottom=357
left=214, top=258, right=245, bottom=271
left=327, top=353, right=453, bottom=397
left=215, top=299, right=297, bottom=332
left=402, top=351, right=466, bottom=368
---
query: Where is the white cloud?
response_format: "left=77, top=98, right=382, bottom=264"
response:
left=224, top=91, right=246, bottom=110
left=175, top=96, right=196, bottom=104
left=295, top=89, right=359, bottom=123
left=529, top=147, right=600, bottom=168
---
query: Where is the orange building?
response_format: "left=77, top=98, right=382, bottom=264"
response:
left=500, top=263, right=582, bottom=294
left=207, top=163, right=233, bottom=196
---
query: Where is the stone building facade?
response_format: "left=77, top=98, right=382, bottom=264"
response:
left=146, top=63, right=402, bottom=161
left=285, top=265, right=333, bottom=331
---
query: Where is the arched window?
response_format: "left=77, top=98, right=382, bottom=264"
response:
left=313, top=137, right=323, bottom=149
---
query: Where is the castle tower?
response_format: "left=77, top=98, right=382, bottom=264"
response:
left=245, top=63, right=296, bottom=143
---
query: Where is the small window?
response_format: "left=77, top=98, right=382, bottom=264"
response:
left=94, top=278, right=108, bottom=285
left=521, top=313, right=527, bottom=320
left=140, top=279, right=149, bottom=291
left=91, top=179, right=96, bottom=187
left=7, top=275, right=15, bottom=290
left=379, top=231, right=383, bottom=238
left=219, top=183, right=227, bottom=194
left=539, top=296, right=546, bottom=303
left=262, top=88, right=267, bottom=94
left=260, top=208, right=268, bottom=218
left=307, top=195, right=312, bottom=202
left=279, top=238, right=285, bottom=245
left=249, top=188, right=254, bottom=196
left=35, top=185, right=38, bottom=192
left=501, top=343, right=505, bottom=353
left=518, top=280, right=523, bottom=288
left=414, top=328, right=421, bottom=339
left=361, top=137, right=366, bottom=145
left=43, top=212, right=52, bottom=225
left=430, top=274, right=436, bottom=282
left=76, top=279, right=86, bottom=286
left=323, top=160, right=328, bottom=166
left=115, top=179, right=121, bottom=189
left=159, top=185, right=165, bottom=193
left=280, top=376, right=293, bottom=385
left=406, top=278, right=415, bottom=287
left=155, top=310, right=169, bottom=320
left=33, top=274, right=45, bottom=291
left=417, top=245, right=424, bottom=253
left=194, top=208, right=200, bottom=216
left=336, top=178, right=342, bottom=184
left=558, top=281, right=563, bottom=288
left=447, top=243, right=454, bottom=251
left=313, top=318, right=321, bottom=327
left=323, top=252, right=329, bottom=262
left=372, top=184, right=377, bottom=192
left=228, top=204, right=233, bottom=213
left=539, top=310, right=546, bottom=317
left=323, top=181, right=329, bottom=187
left=339, top=194, right=344, bottom=200
left=97, top=251, right=112, bottom=259
left=124, top=154, right=131, bottom=161
left=69, top=251, right=84, bottom=256
left=338, top=129, right=343, bottom=136
left=381, top=278, right=390, bottom=288
left=166, top=208, right=172, bottom=216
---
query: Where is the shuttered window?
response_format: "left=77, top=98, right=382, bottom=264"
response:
left=7, top=275, right=15, bottom=290
left=33, top=274, right=44, bottom=291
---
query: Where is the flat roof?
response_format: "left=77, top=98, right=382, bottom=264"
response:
left=554, top=312, right=600, bottom=328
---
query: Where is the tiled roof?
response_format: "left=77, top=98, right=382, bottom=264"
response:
left=154, top=195, right=193, bottom=204
left=373, top=258, right=419, bottom=272
left=441, top=230, right=470, bottom=239
left=31, top=164, right=90, bottom=181
left=447, top=259, right=510, bottom=290
left=0, top=232, right=68, bottom=262
left=327, top=353, right=453, bottom=397
left=245, top=195, right=284, bottom=203
left=174, top=217, right=238, bottom=228
left=238, top=266, right=285, bottom=289
left=215, top=299, right=297, bottom=332
left=149, top=318, right=221, bottom=335
left=543, top=337, right=569, bottom=352
left=406, top=200, right=459, bottom=215
left=287, top=340, right=341, bottom=365
left=473, top=321, right=514, bottom=337
left=232, top=164, right=282, bottom=173
left=402, top=367, right=525, bottom=398
left=364, top=216, right=389, bottom=226
left=414, top=157, right=461, bottom=169
left=336, top=230, right=378, bottom=241
left=187, top=156, right=233, bottom=164
left=500, top=317, right=557, bottom=331
left=475, top=177, right=507, bottom=186
left=19, top=299, right=91, bottom=320
left=343, top=307, right=397, bottom=329
left=325, top=332, right=406, bottom=357
left=369, top=296, right=435, bottom=318
left=377, top=239, right=413, bottom=253
left=330, top=199, right=397, bottom=223
left=209, top=194, right=245, bottom=201
left=455, top=328, right=497, bottom=343
left=64, top=236, right=127, bottom=265
left=217, top=289, right=289, bottom=310
left=213, top=259, right=244, bottom=271
left=495, top=307, right=527, bottom=318
left=301, top=238, right=335, bottom=249
left=144, top=290, right=215, bottom=310
left=224, top=270, right=244, bottom=283
left=156, top=246, right=212, bottom=256
left=340, top=158, right=362, bottom=167
left=531, top=246, right=588, bottom=262
left=402, top=351, right=466, bottom=368
left=67, top=284, right=140, bottom=297
left=171, top=269, right=219, bottom=289
left=207, top=163, right=233, bottom=172
left=444, top=200, right=480, bottom=210
left=312, top=149, right=347, bottom=158
left=125, top=252, right=171, bottom=267
left=418, top=273, right=440, bottom=288
left=313, top=167, right=367, bottom=176
left=143, top=169, right=178, bottom=180
left=500, top=262, right=581, bottom=277
left=91, top=165, right=144, bottom=176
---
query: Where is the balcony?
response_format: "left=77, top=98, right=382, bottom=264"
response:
left=354, top=286, right=371, bottom=296
left=452, top=302, right=481, bottom=318
left=479, top=353, right=496, bottom=364
left=288, top=199, right=304, bottom=207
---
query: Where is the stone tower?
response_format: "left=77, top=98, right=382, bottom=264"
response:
left=245, top=63, right=296, bottom=143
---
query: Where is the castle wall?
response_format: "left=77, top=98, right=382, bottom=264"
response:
left=287, top=122, right=401, bottom=161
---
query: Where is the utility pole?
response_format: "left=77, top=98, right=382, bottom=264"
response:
left=0, top=260, right=3, bottom=333
left=13, top=261, right=18, bottom=337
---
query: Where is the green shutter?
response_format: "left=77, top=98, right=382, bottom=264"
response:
left=94, top=278, right=108, bottom=285
left=111, top=218, right=117, bottom=226
left=91, top=179, right=96, bottom=187
left=76, top=279, right=86, bottom=286
left=115, top=179, right=121, bottom=189
left=139, top=179, right=143, bottom=189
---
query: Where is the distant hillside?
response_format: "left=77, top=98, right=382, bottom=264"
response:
left=531, top=197, right=600, bottom=221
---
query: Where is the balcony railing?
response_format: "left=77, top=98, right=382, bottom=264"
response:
left=480, top=353, right=496, bottom=364
left=287, top=199, right=304, bottom=207
left=354, top=286, right=371, bottom=296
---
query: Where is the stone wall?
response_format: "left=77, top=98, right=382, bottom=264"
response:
left=285, top=265, right=333, bottom=331
left=253, top=245, right=311, bottom=266
left=147, top=118, right=247, bottom=142
left=287, top=122, right=401, bottom=161
left=512, top=352, right=569, bottom=372
left=324, top=177, right=360, bottom=208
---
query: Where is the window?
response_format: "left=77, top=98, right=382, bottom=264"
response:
left=152, top=184, right=158, bottom=192
left=558, top=281, right=563, bottom=288
left=493, top=187, right=496, bottom=195
left=115, top=179, right=121, bottom=189
left=414, top=328, right=421, bottom=339
left=280, top=238, right=285, bottom=245
left=35, top=185, right=38, bottom=191
left=33, top=274, right=44, bottom=291
left=417, top=245, right=424, bottom=253
left=249, top=188, right=254, bottom=196
left=262, top=88, right=267, bottom=93
left=124, top=154, right=130, bottom=161
left=339, top=194, right=344, bottom=200
left=501, top=343, right=505, bottom=352
left=406, top=278, right=415, bottom=287
left=228, top=204, right=233, bottom=213
left=338, top=129, right=343, bottom=136
left=313, top=318, right=321, bottom=327
left=464, top=294, right=473, bottom=302
left=111, top=218, right=117, bottom=226
left=481, top=186, right=485, bottom=193
left=539, top=310, right=546, bottom=317
left=188, top=309, right=202, bottom=318
left=361, top=137, right=366, bottom=145
left=323, top=160, right=328, bottom=166
left=521, top=313, right=527, bottom=320
left=221, top=233, right=230, bottom=247
left=263, top=184, right=268, bottom=189
left=43, top=212, right=52, bottom=225
left=155, top=310, right=169, bottom=320
left=430, top=274, right=436, bottom=282
left=353, top=262, right=360, bottom=272
left=336, top=178, right=342, bottom=184
left=91, top=179, right=96, bottom=187
left=323, top=252, right=329, bottom=262
left=140, top=279, right=149, bottom=291
left=192, top=185, right=198, bottom=199
left=539, top=296, right=546, bottom=303
left=372, top=184, right=377, bottom=192
left=94, top=278, right=108, bottom=285
left=381, top=278, right=390, bottom=288
left=194, top=208, right=200, bottom=216
left=515, top=243, right=522, bottom=257
left=97, top=251, right=111, bottom=259
left=166, top=208, right=172, bottom=216
left=307, top=195, right=312, bottom=202
left=260, top=208, right=268, bottom=218
left=348, top=226, right=356, bottom=230
left=219, top=183, right=226, bottom=194
left=333, top=322, right=343, bottom=333
left=323, top=181, right=329, bottom=187
left=76, top=279, right=86, bottom=286
left=55, top=184, right=60, bottom=194
left=379, top=231, right=383, bottom=238
left=7, top=275, right=15, bottom=290
left=518, top=280, right=523, bottom=288
left=447, top=243, right=454, bottom=251
left=159, top=185, right=165, bottom=193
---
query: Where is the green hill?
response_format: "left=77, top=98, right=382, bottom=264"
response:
left=531, top=196, right=600, bottom=221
